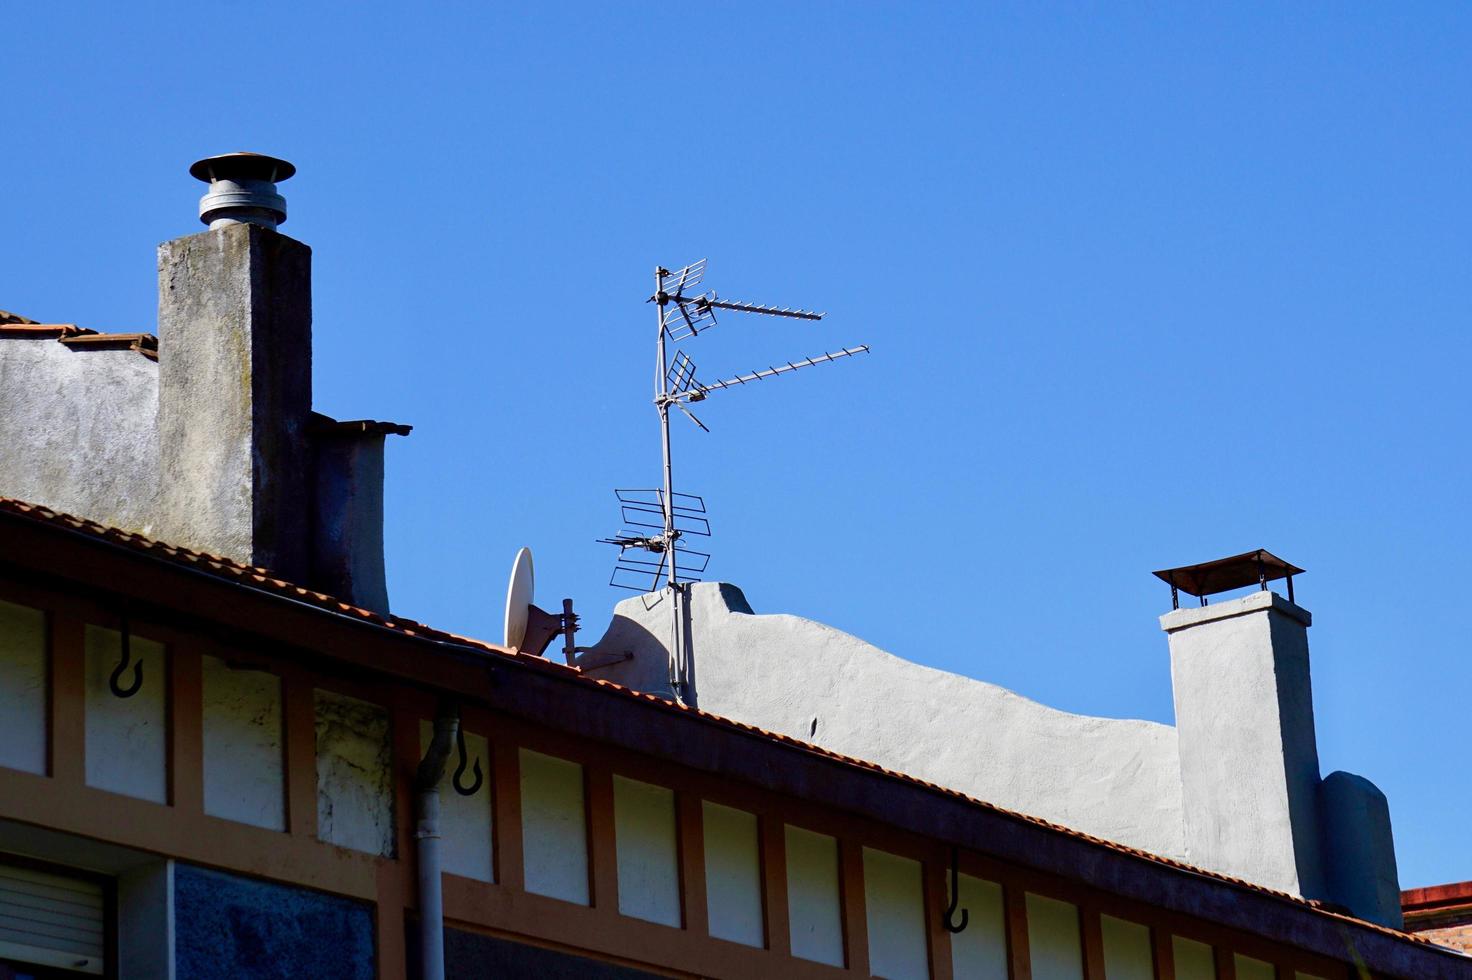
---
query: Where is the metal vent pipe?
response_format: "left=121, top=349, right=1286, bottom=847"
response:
left=189, top=152, right=295, bottom=230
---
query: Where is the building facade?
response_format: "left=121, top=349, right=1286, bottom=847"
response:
left=0, top=156, right=1465, bottom=978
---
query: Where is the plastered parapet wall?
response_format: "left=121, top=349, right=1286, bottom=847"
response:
left=580, top=583, right=1403, bottom=927
left=582, top=583, right=1188, bottom=861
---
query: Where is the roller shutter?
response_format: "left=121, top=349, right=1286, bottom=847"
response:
left=0, top=863, right=105, bottom=975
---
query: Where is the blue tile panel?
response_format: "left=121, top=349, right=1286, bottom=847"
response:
left=174, top=864, right=374, bottom=980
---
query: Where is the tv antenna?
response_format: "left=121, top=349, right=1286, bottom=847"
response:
left=598, top=259, right=869, bottom=700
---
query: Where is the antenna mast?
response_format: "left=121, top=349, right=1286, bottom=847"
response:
left=600, top=260, right=869, bottom=700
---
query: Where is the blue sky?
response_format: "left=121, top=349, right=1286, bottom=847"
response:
left=5, top=4, right=1469, bottom=889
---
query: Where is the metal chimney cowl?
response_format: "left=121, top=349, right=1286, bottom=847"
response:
left=189, top=152, right=295, bottom=230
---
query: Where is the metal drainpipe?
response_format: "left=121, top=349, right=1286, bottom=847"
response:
left=415, top=707, right=458, bottom=980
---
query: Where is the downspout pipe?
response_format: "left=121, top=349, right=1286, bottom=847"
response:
left=415, top=706, right=458, bottom=980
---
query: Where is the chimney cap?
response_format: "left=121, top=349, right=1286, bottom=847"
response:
left=189, top=152, right=296, bottom=183
left=1153, top=549, right=1304, bottom=609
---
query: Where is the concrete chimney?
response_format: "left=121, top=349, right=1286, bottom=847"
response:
left=153, top=154, right=312, bottom=580
left=1163, top=590, right=1328, bottom=898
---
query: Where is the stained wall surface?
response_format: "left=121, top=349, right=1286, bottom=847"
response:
left=314, top=691, right=394, bottom=856
left=0, top=599, right=47, bottom=776
left=0, top=338, right=158, bottom=536
left=84, top=626, right=167, bottom=804
left=202, top=655, right=285, bottom=831
left=419, top=721, right=493, bottom=882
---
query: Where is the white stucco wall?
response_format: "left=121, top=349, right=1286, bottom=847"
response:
left=419, top=722, right=493, bottom=882
left=784, top=825, right=843, bottom=968
left=1100, top=915, right=1153, bottom=980
left=0, top=600, right=47, bottom=776
left=202, top=656, right=284, bottom=831
left=84, top=626, right=166, bottom=803
left=313, top=691, right=393, bottom=856
left=701, top=802, right=763, bottom=948
left=583, top=584, right=1186, bottom=859
left=862, top=847, right=927, bottom=980
left=950, top=874, right=1008, bottom=980
left=519, top=749, right=589, bottom=905
left=612, top=776, right=680, bottom=927
left=1025, top=893, right=1083, bottom=980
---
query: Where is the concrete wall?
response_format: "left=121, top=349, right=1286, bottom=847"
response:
left=701, top=802, right=763, bottom=948
left=1236, top=954, right=1277, bottom=980
left=419, top=721, right=493, bottom=882
left=314, top=691, right=394, bottom=856
left=519, top=749, right=589, bottom=905
left=156, top=224, right=313, bottom=580
left=784, top=825, right=844, bottom=967
left=951, top=874, right=1008, bottom=980
left=313, top=432, right=389, bottom=611
left=117, top=861, right=174, bottom=980
left=1100, top=915, right=1153, bottom=980
left=0, top=599, right=47, bottom=776
left=202, top=656, right=285, bottom=831
left=1320, top=771, right=1403, bottom=927
left=84, top=626, right=167, bottom=803
left=1026, top=893, right=1084, bottom=980
left=0, top=338, right=158, bottom=535
left=862, top=848, right=928, bottom=980
left=1173, top=936, right=1215, bottom=980
left=582, top=583, right=1188, bottom=861
left=1164, top=592, right=1327, bottom=898
left=612, top=776, right=680, bottom=927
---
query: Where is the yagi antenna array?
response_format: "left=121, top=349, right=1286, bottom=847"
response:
left=599, top=260, right=870, bottom=596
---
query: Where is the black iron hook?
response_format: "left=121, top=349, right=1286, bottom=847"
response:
left=943, top=846, right=969, bottom=934
left=452, top=727, right=483, bottom=797
left=108, top=610, right=143, bottom=699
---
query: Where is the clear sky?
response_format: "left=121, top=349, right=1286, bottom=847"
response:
left=6, top=4, right=1469, bottom=889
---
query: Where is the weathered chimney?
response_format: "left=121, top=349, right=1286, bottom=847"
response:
left=153, top=153, right=312, bottom=580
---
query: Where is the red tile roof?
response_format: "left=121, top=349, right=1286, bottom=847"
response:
left=0, top=323, right=158, bottom=359
left=0, top=495, right=1444, bottom=954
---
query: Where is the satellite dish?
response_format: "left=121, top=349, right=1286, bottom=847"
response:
left=504, top=547, right=534, bottom=650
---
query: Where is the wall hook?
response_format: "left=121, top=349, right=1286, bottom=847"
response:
left=108, top=609, right=143, bottom=699
left=452, top=727, right=483, bottom=797
left=943, top=846, right=969, bottom=934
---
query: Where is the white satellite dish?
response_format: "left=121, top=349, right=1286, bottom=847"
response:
left=504, top=547, right=535, bottom=650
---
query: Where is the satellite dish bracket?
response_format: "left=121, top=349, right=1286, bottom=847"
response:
left=520, top=598, right=596, bottom=666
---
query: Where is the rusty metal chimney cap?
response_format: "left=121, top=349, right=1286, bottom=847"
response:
left=189, top=152, right=296, bottom=183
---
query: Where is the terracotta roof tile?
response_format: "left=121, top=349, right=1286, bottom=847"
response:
left=0, top=309, right=40, bottom=325
left=1, top=323, right=157, bottom=359
left=0, top=495, right=1443, bottom=953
